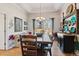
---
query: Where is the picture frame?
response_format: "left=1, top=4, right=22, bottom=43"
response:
left=66, top=3, right=76, bottom=16
left=24, top=21, right=28, bottom=30
left=24, top=21, right=28, bottom=25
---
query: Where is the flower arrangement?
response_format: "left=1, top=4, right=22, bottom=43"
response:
left=9, top=35, right=15, bottom=40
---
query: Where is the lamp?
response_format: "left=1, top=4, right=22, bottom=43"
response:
left=36, top=3, right=45, bottom=21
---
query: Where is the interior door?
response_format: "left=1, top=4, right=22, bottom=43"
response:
left=0, top=13, right=5, bottom=50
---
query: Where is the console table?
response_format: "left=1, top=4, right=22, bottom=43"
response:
left=57, top=33, right=75, bottom=53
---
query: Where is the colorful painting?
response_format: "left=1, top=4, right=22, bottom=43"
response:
left=63, top=15, right=76, bottom=33
left=64, top=25, right=69, bottom=32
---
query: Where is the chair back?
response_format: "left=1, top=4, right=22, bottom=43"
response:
left=20, top=35, right=37, bottom=56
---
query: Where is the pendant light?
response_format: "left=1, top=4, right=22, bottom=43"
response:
left=36, top=3, right=45, bottom=21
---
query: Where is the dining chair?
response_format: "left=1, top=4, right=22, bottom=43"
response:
left=42, top=42, right=53, bottom=56
left=20, top=35, right=38, bottom=56
left=41, top=33, right=53, bottom=56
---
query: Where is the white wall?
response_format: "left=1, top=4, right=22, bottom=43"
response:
left=0, top=3, right=28, bottom=50
left=0, top=13, right=5, bottom=49
left=28, top=12, right=61, bottom=33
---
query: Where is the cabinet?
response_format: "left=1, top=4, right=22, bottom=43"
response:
left=76, top=9, right=79, bottom=34
left=63, top=35, right=75, bottom=53
left=57, top=33, right=75, bottom=53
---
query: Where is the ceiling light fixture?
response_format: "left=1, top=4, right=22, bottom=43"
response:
left=36, top=3, right=45, bottom=21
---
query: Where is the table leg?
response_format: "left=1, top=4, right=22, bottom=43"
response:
left=49, top=49, right=52, bottom=56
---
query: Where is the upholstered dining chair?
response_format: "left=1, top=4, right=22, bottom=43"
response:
left=42, top=34, right=53, bottom=56
left=20, top=35, right=38, bottom=56
left=42, top=42, right=53, bottom=56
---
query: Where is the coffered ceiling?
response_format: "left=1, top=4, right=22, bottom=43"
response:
left=16, top=3, right=65, bottom=13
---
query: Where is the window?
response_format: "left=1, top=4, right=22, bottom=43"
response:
left=14, top=17, right=22, bottom=32
left=33, top=18, right=54, bottom=34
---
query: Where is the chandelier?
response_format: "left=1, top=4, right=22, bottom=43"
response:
left=36, top=3, right=45, bottom=21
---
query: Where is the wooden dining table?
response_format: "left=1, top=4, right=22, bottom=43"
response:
left=20, top=33, right=53, bottom=56
left=37, top=33, right=52, bottom=44
left=20, top=33, right=52, bottom=44
left=36, top=33, right=53, bottom=56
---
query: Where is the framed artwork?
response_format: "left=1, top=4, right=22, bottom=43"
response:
left=14, top=17, right=22, bottom=32
left=24, top=21, right=28, bottom=25
left=24, top=21, right=28, bottom=30
left=63, top=15, right=76, bottom=33
left=24, top=27, right=28, bottom=30
left=66, top=3, right=76, bottom=16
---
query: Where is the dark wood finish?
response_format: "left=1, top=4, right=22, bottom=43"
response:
left=76, top=9, right=79, bottom=34
left=20, top=35, right=37, bottom=56
left=63, top=35, right=75, bottom=53
left=57, top=33, right=75, bottom=53
left=41, top=43, right=52, bottom=56
left=21, top=35, right=37, bottom=39
left=20, top=34, right=53, bottom=56
left=41, top=35, right=53, bottom=56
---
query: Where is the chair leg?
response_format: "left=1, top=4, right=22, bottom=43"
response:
left=49, top=49, right=52, bottom=56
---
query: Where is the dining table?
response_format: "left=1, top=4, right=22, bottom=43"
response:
left=36, top=33, right=53, bottom=56
left=20, top=33, right=53, bottom=56
left=20, top=33, right=52, bottom=44
left=37, top=33, right=52, bottom=44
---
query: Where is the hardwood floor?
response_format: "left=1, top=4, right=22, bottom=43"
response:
left=0, top=40, right=78, bottom=56
left=0, top=47, right=22, bottom=56
left=52, top=40, right=64, bottom=56
left=52, top=40, right=76, bottom=56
